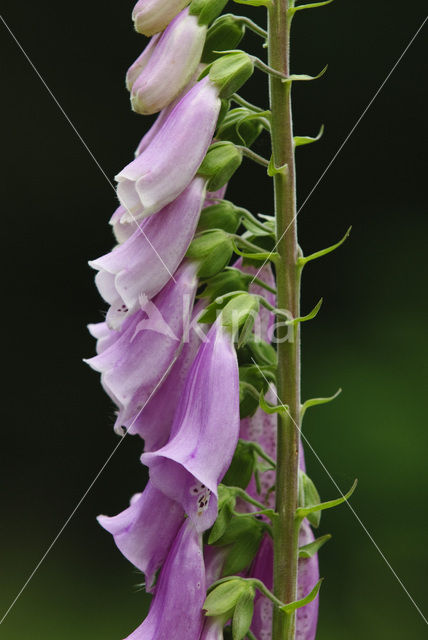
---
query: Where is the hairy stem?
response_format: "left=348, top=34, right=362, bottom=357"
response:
left=268, top=2, right=301, bottom=639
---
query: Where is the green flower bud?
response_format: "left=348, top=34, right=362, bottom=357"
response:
left=186, top=229, right=234, bottom=278
left=209, top=51, right=254, bottom=98
left=202, top=15, right=246, bottom=64
left=189, top=0, right=228, bottom=26
left=197, top=201, right=241, bottom=234
left=198, top=141, right=243, bottom=191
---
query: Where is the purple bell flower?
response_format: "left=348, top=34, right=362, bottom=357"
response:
left=124, top=301, right=207, bottom=451
left=97, top=480, right=184, bottom=591
left=125, top=519, right=206, bottom=640
left=85, top=261, right=198, bottom=430
left=116, top=77, right=221, bottom=220
left=141, top=321, right=240, bottom=533
left=132, top=0, right=191, bottom=37
left=125, top=32, right=161, bottom=90
left=128, top=9, right=207, bottom=115
left=90, top=177, right=206, bottom=329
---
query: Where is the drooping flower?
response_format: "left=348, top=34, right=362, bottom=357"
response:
left=85, top=261, right=198, bottom=430
left=125, top=32, right=161, bottom=90
left=128, top=8, right=207, bottom=115
left=124, top=301, right=207, bottom=451
left=132, top=0, right=191, bottom=37
left=141, top=320, right=240, bottom=532
left=124, top=519, right=206, bottom=640
left=116, top=77, right=221, bottom=221
left=90, top=177, right=206, bottom=329
left=97, top=480, right=184, bottom=591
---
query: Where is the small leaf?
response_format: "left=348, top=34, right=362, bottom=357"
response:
left=296, top=479, right=358, bottom=521
left=285, top=65, right=328, bottom=83
left=301, top=389, right=342, bottom=419
left=299, top=534, right=332, bottom=558
left=259, top=390, right=288, bottom=415
left=289, top=0, right=334, bottom=16
left=232, top=589, right=255, bottom=640
left=267, top=155, right=288, bottom=177
left=232, top=241, right=279, bottom=262
left=204, top=579, right=246, bottom=617
left=279, top=579, right=323, bottom=615
left=246, top=338, right=277, bottom=367
left=298, top=227, right=352, bottom=267
left=294, top=125, right=324, bottom=148
left=292, top=298, right=323, bottom=324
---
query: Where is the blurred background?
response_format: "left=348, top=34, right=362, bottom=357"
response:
left=1, top=0, right=427, bottom=638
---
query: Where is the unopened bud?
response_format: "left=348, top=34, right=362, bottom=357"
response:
left=198, top=141, right=243, bottom=192
left=208, top=52, right=254, bottom=98
left=202, top=15, right=245, bottom=63
left=132, top=0, right=191, bottom=36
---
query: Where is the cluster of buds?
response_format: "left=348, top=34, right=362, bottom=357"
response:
left=87, top=1, right=323, bottom=638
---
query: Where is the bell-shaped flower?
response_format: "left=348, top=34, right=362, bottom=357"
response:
left=124, top=301, right=207, bottom=451
left=141, top=320, right=240, bottom=533
left=85, top=261, right=198, bottom=429
left=90, top=177, right=206, bottom=330
left=97, top=480, right=184, bottom=591
left=132, top=0, right=191, bottom=37
left=128, top=9, right=207, bottom=115
left=125, top=32, right=161, bottom=90
left=116, top=77, right=221, bottom=221
left=199, top=616, right=227, bottom=640
left=125, top=519, right=206, bottom=640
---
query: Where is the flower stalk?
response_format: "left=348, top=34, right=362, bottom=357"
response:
left=267, top=1, right=302, bottom=638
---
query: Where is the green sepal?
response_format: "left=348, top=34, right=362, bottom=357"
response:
left=279, top=579, right=323, bottom=615
left=198, top=141, right=243, bottom=191
left=298, top=471, right=322, bottom=527
left=197, top=201, right=242, bottom=234
left=232, top=588, right=255, bottom=640
left=209, top=52, right=254, bottom=98
left=299, top=534, right=332, bottom=558
left=294, top=125, right=324, bottom=148
left=217, top=98, right=231, bottom=128
left=202, top=14, right=246, bottom=64
left=284, top=65, right=328, bottom=84
left=209, top=486, right=237, bottom=543
left=204, top=578, right=247, bottom=617
left=246, top=337, right=277, bottom=367
left=239, top=364, right=274, bottom=417
left=241, top=214, right=275, bottom=238
left=298, top=227, right=352, bottom=267
left=199, top=269, right=250, bottom=302
left=222, top=440, right=257, bottom=490
left=301, top=388, right=342, bottom=419
left=189, top=0, right=229, bottom=26
left=221, top=293, right=261, bottom=344
left=217, top=108, right=267, bottom=147
left=296, top=479, right=358, bottom=521
left=187, top=229, right=234, bottom=278
left=260, top=390, right=288, bottom=415
left=289, top=0, right=334, bottom=17
left=217, top=516, right=265, bottom=576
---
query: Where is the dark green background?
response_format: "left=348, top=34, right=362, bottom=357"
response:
left=1, top=1, right=427, bottom=638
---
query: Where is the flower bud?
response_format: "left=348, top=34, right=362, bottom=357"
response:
left=198, top=141, right=243, bottom=192
left=217, top=108, right=264, bottom=147
left=132, top=0, right=191, bottom=36
left=208, top=51, right=254, bottom=98
left=202, top=14, right=246, bottom=64
left=129, top=9, right=207, bottom=115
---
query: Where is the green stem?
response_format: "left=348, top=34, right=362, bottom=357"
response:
left=231, top=93, right=264, bottom=112
left=236, top=145, right=270, bottom=167
left=268, top=2, right=301, bottom=639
